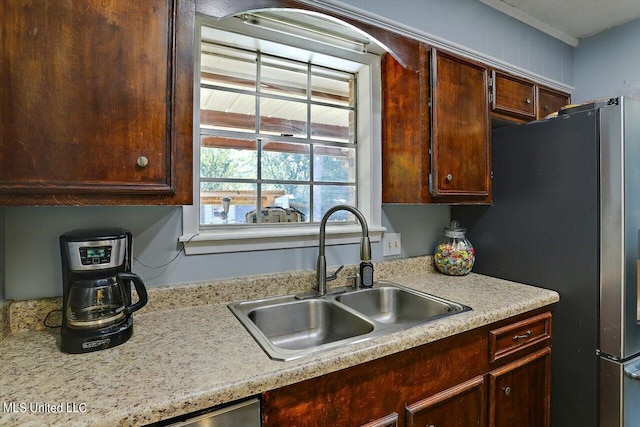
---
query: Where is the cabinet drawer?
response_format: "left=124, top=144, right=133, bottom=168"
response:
left=491, top=71, right=536, bottom=119
left=537, top=87, right=570, bottom=118
left=489, top=312, right=552, bottom=362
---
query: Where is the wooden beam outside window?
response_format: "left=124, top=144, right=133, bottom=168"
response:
left=200, top=109, right=351, bottom=141
left=202, top=71, right=349, bottom=105
left=201, top=136, right=351, bottom=157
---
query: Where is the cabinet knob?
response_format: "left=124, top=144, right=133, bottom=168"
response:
left=445, top=174, right=453, bottom=182
left=544, top=105, right=549, bottom=111
left=503, top=386, right=511, bottom=396
left=525, top=98, right=531, bottom=104
left=137, top=156, right=149, bottom=168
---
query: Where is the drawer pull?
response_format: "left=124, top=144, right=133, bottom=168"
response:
left=445, top=173, right=453, bottom=182
left=513, top=330, right=532, bottom=340
left=503, top=386, right=511, bottom=396
left=525, top=98, right=531, bottom=104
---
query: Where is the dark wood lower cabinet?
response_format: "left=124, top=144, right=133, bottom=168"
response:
left=406, top=375, right=486, bottom=427
left=361, top=412, right=398, bottom=427
left=261, top=308, right=553, bottom=427
left=261, top=323, right=488, bottom=426
left=489, top=348, right=551, bottom=427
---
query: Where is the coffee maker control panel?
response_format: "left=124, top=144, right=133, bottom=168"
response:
left=79, top=246, right=112, bottom=265
left=66, top=238, right=127, bottom=272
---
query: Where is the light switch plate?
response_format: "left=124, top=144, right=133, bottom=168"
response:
left=383, top=233, right=401, bottom=256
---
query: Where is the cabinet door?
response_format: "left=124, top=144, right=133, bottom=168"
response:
left=489, top=347, right=551, bottom=427
left=0, top=0, right=193, bottom=205
left=537, top=87, right=570, bottom=119
left=491, top=71, right=536, bottom=120
left=406, top=376, right=487, bottom=427
left=430, top=49, right=490, bottom=200
left=381, top=46, right=430, bottom=203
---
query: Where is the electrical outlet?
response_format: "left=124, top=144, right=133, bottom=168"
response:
left=383, top=233, right=401, bottom=256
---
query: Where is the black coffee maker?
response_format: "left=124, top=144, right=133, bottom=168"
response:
left=59, top=228, right=148, bottom=353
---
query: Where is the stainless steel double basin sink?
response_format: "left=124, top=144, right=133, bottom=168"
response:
left=228, top=281, right=471, bottom=361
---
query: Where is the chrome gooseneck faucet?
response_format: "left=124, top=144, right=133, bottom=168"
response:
left=316, top=205, right=372, bottom=296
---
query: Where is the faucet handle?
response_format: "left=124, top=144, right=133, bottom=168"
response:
left=326, top=265, right=344, bottom=282
left=345, top=273, right=360, bottom=290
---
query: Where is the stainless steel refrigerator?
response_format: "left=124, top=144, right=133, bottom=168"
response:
left=453, top=97, right=640, bottom=427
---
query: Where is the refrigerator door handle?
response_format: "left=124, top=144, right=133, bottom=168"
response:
left=624, top=363, right=640, bottom=380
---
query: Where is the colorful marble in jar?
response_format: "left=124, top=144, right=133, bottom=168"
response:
left=434, top=221, right=475, bottom=276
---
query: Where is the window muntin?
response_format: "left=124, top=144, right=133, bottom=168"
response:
left=198, top=40, right=357, bottom=228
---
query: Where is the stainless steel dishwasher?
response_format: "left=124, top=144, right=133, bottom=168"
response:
left=166, top=398, right=260, bottom=427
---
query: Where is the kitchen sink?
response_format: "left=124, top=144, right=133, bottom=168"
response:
left=228, top=281, right=471, bottom=361
left=247, top=299, right=374, bottom=351
left=336, top=284, right=460, bottom=325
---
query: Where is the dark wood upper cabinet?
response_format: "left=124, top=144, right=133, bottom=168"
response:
left=490, top=70, right=536, bottom=120
left=430, top=48, right=491, bottom=201
left=382, top=45, right=491, bottom=204
left=537, top=87, right=571, bottom=119
left=1, top=0, right=568, bottom=207
left=0, top=0, right=194, bottom=205
left=381, top=46, right=430, bottom=204
left=490, top=70, right=570, bottom=123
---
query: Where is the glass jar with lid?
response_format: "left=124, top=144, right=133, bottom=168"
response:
left=434, top=221, right=475, bottom=276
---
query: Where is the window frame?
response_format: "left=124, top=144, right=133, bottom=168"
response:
left=198, top=44, right=359, bottom=227
left=181, top=15, right=384, bottom=255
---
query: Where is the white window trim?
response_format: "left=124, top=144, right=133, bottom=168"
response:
left=180, top=17, right=385, bottom=255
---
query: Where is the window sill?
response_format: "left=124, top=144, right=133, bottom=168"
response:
left=180, top=225, right=385, bottom=255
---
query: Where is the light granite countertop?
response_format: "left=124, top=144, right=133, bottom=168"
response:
left=0, top=261, right=559, bottom=427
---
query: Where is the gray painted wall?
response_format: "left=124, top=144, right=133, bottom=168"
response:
left=335, top=0, right=574, bottom=85
left=573, top=19, right=640, bottom=103
left=2, top=0, right=575, bottom=301
left=4, top=205, right=448, bottom=300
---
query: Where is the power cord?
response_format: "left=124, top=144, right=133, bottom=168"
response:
left=132, top=233, right=199, bottom=270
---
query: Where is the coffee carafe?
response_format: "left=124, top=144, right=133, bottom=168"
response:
left=60, top=228, right=148, bottom=353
